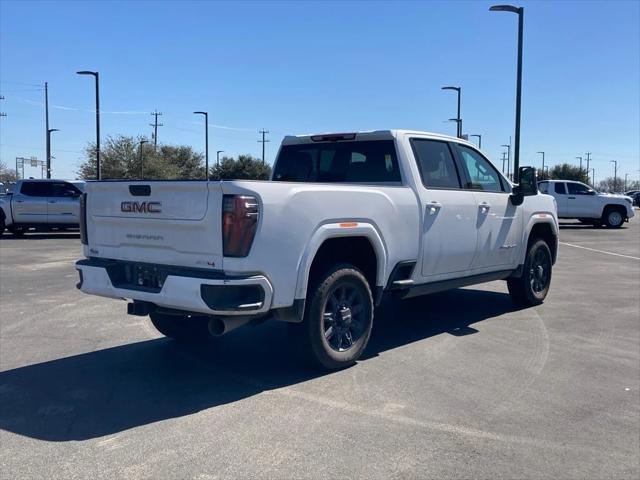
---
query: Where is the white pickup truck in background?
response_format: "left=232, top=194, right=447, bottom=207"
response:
left=76, top=130, right=558, bottom=369
left=538, top=179, right=634, bottom=227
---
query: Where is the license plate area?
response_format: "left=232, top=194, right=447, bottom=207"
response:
left=106, top=262, right=168, bottom=292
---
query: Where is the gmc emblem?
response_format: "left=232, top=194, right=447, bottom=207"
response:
left=121, top=201, right=162, bottom=214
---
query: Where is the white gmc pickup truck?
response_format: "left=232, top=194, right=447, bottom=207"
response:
left=76, top=130, right=558, bottom=369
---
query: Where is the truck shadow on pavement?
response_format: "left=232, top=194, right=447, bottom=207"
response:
left=0, top=288, right=521, bottom=442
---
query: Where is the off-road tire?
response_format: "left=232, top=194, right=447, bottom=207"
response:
left=302, top=264, right=374, bottom=370
left=507, top=239, right=552, bottom=306
left=149, top=312, right=210, bottom=343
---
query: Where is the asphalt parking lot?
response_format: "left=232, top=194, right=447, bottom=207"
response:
left=1, top=216, right=639, bottom=479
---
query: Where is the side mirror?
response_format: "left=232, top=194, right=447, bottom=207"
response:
left=510, top=166, right=538, bottom=206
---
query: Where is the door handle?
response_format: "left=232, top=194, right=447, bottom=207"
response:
left=427, top=201, right=442, bottom=215
left=568, top=196, right=576, bottom=199
left=16, top=200, right=24, bottom=203
left=479, top=202, right=491, bottom=213
left=49, top=201, right=57, bottom=204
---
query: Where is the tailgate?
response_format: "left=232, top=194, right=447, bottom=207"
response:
left=85, top=181, right=224, bottom=270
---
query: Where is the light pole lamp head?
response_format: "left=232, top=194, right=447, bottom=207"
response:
left=490, top=4, right=522, bottom=14
left=76, top=70, right=97, bottom=77
left=48, top=128, right=60, bottom=134
left=193, top=111, right=207, bottom=116
left=442, top=86, right=461, bottom=92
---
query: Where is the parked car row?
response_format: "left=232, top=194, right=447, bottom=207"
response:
left=0, top=179, right=85, bottom=235
left=538, top=180, right=635, bottom=228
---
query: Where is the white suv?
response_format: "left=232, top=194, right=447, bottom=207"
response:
left=538, top=180, right=634, bottom=228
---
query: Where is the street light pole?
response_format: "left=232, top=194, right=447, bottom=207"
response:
left=470, top=134, right=482, bottom=149
left=537, top=151, right=545, bottom=174
left=216, top=150, right=224, bottom=166
left=576, top=156, right=583, bottom=177
left=490, top=4, right=524, bottom=182
left=47, top=129, right=60, bottom=177
left=442, top=86, right=462, bottom=138
left=139, top=139, right=148, bottom=179
left=76, top=71, right=100, bottom=180
left=193, top=111, right=209, bottom=179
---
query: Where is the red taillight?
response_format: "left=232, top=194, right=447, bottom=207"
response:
left=222, top=195, right=259, bottom=257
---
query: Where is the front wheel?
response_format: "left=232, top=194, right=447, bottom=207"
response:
left=603, top=207, right=625, bottom=228
left=507, top=239, right=552, bottom=306
left=149, top=312, right=210, bottom=343
left=302, top=265, right=374, bottom=370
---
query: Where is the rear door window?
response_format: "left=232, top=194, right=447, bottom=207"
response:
left=20, top=182, right=52, bottom=197
left=410, top=139, right=461, bottom=189
left=554, top=183, right=566, bottom=194
left=273, top=140, right=401, bottom=183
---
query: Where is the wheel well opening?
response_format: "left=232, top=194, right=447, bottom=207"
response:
left=529, top=223, right=557, bottom=264
left=308, top=237, right=377, bottom=292
left=604, top=204, right=626, bottom=214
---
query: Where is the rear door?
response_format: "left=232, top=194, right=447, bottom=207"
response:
left=551, top=182, right=569, bottom=216
left=12, top=181, right=51, bottom=223
left=409, top=138, right=478, bottom=279
left=48, top=181, right=82, bottom=224
left=86, top=181, right=225, bottom=270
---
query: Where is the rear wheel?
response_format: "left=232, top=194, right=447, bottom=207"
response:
left=602, top=206, right=625, bottom=228
left=302, top=265, right=374, bottom=370
left=149, top=312, right=210, bottom=343
left=507, top=239, right=552, bottom=306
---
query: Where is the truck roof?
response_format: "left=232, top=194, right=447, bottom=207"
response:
left=282, top=129, right=479, bottom=148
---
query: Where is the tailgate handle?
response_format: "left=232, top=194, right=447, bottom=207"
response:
left=129, top=185, right=151, bottom=196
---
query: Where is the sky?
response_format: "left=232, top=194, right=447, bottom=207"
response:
left=1, top=0, right=639, bottom=184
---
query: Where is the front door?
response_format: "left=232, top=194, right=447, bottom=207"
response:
left=566, top=182, right=599, bottom=217
left=410, top=138, right=478, bottom=279
left=12, top=181, right=51, bottom=224
left=453, top=144, right=521, bottom=269
left=47, top=181, right=81, bottom=224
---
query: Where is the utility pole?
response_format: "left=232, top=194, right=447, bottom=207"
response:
left=501, top=151, right=507, bottom=173
left=258, top=129, right=270, bottom=164
left=611, top=160, right=618, bottom=192
left=45, top=82, right=51, bottom=178
left=502, top=142, right=511, bottom=179
left=149, top=111, right=163, bottom=148
left=585, top=152, right=591, bottom=185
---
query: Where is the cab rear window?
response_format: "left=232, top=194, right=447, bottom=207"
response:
left=273, top=140, right=401, bottom=183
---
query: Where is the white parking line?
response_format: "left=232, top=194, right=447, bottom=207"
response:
left=560, top=242, right=640, bottom=261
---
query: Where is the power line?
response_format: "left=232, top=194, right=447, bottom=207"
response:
left=150, top=110, right=163, bottom=147
left=258, top=129, right=270, bottom=164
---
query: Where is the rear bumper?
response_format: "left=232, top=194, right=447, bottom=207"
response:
left=76, top=258, right=273, bottom=316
